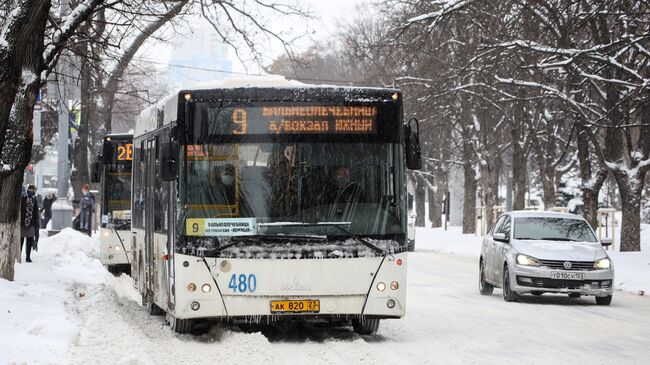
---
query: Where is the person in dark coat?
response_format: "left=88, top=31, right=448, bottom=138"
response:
left=41, top=192, right=57, bottom=228
left=21, top=185, right=40, bottom=262
left=79, top=184, right=96, bottom=236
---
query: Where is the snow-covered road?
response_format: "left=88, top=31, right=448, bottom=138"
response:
left=3, top=229, right=649, bottom=364
left=74, top=254, right=650, bottom=364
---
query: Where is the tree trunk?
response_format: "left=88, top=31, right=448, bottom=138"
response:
left=427, top=175, right=435, bottom=226
left=576, top=124, right=606, bottom=228
left=415, top=175, right=426, bottom=227
left=432, top=168, right=447, bottom=228
left=511, top=139, right=527, bottom=210
left=0, top=170, right=23, bottom=280
left=612, top=170, right=645, bottom=252
left=0, top=0, right=51, bottom=280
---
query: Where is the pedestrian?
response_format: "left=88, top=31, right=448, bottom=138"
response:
left=79, top=184, right=96, bottom=236
left=41, top=192, right=57, bottom=229
left=21, top=185, right=40, bottom=262
left=33, top=186, right=42, bottom=251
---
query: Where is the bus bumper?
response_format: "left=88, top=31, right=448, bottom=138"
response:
left=99, top=228, right=132, bottom=266
left=171, top=252, right=407, bottom=320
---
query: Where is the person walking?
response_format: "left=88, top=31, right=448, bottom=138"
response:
left=41, top=192, right=57, bottom=229
left=21, top=185, right=40, bottom=262
left=79, top=184, right=96, bottom=236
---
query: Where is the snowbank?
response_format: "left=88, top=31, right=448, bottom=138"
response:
left=0, top=228, right=107, bottom=364
left=415, top=224, right=650, bottom=295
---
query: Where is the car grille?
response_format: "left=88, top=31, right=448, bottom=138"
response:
left=516, top=276, right=612, bottom=289
left=538, top=259, right=595, bottom=271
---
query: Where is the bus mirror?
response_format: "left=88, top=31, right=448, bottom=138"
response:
left=160, top=142, right=178, bottom=181
left=90, top=161, right=101, bottom=183
left=404, top=118, right=422, bottom=170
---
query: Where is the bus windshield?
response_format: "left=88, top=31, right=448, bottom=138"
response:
left=179, top=142, right=404, bottom=241
left=103, top=165, right=131, bottom=220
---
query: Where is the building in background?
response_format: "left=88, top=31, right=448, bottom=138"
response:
left=166, top=19, right=232, bottom=88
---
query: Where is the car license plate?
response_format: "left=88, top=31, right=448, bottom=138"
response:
left=270, top=299, right=320, bottom=313
left=550, top=271, right=585, bottom=280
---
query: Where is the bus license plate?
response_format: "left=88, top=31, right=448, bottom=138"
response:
left=550, top=271, right=585, bottom=280
left=270, top=299, right=320, bottom=313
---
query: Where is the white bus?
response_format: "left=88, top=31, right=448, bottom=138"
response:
left=92, top=133, right=134, bottom=274
left=131, top=78, right=422, bottom=334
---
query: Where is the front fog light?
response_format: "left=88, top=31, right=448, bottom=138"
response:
left=594, top=258, right=611, bottom=270
left=187, top=283, right=196, bottom=292
left=114, top=245, right=121, bottom=251
left=103, top=231, right=110, bottom=238
left=376, top=282, right=386, bottom=291
left=190, top=301, right=200, bottom=311
left=387, top=299, right=396, bottom=308
left=390, top=281, right=399, bottom=290
left=201, top=284, right=211, bottom=293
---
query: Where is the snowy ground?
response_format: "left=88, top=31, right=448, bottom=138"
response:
left=1, top=227, right=649, bottom=364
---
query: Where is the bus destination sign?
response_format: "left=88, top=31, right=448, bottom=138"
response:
left=206, top=105, right=378, bottom=136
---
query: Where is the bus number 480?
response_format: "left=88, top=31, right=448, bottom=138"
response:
left=228, top=273, right=257, bottom=293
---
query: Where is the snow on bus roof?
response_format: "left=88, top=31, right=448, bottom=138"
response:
left=135, top=75, right=400, bottom=136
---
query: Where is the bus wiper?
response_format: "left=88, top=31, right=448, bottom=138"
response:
left=212, top=233, right=327, bottom=254
left=257, top=222, right=389, bottom=256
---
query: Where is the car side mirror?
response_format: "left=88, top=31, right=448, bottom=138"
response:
left=90, top=161, right=102, bottom=183
left=600, top=237, right=613, bottom=247
left=404, top=118, right=422, bottom=170
left=493, top=233, right=509, bottom=243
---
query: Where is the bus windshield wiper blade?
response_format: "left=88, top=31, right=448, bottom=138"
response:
left=258, top=222, right=388, bottom=255
left=212, top=233, right=327, bottom=254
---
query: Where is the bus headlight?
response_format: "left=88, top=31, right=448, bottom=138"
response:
left=387, top=299, right=396, bottom=308
left=187, top=283, right=196, bottom=292
left=114, top=245, right=121, bottom=251
left=594, top=258, right=611, bottom=270
left=376, top=282, right=386, bottom=291
left=390, top=281, right=399, bottom=290
left=201, top=284, right=211, bottom=293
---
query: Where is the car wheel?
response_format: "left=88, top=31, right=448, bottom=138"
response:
left=502, top=266, right=519, bottom=302
left=531, top=291, right=543, bottom=296
left=479, top=260, right=494, bottom=295
left=595, top=295, right=612, bottom=306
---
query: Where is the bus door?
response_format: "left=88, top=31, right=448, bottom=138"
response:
left=144, top=138, right=157, bottom=297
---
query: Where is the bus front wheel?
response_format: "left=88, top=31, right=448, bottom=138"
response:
left=170, top=316, right=194, bottom=334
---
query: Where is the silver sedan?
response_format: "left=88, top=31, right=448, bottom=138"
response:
left=479, top=211, right=614, bottom=305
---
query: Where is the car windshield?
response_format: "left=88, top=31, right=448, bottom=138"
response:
left=514, top=217, right=597, bottom=242
left=178, top=142, right=405, bottom=240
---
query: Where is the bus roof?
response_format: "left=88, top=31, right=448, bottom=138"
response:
left=104, top=132, right=133, bottom=140
left=134, top=75, right=400, bottom=138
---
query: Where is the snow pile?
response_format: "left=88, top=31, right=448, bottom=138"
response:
left=415, top=224, right=650, bottom=295
left=0, top=228, right=108, bottom=364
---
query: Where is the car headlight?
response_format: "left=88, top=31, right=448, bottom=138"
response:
left=516, top=254, right=540, bottom=266
left=594, top=258, right=611, bottom=270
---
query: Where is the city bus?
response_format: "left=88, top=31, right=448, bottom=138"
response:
left=131, top=78, right=421, bottom=334
left=92, top=133, right=134, bottom=274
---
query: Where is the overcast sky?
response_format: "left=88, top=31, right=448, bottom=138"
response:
left=136, top=0, right=368, bottom=77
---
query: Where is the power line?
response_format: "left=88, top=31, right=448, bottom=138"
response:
left=132, top=57, right=362, bottom=85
